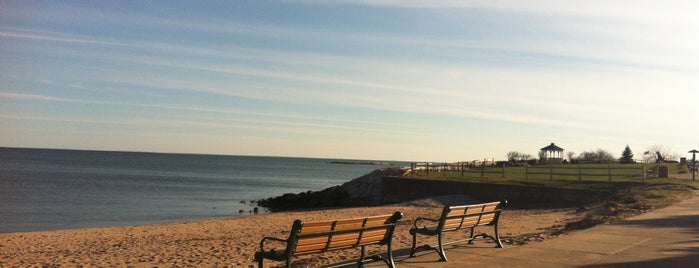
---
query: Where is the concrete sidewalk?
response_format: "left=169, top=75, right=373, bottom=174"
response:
left=367, top=190, right=699, bottom=267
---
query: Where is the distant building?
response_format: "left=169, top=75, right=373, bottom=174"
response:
left=540, top=143, right=564, bottom=164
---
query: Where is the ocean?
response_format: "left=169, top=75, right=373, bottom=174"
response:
left=0, top=147, right=405, bottom=233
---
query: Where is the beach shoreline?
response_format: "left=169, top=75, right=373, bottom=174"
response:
left=3, top=180, right=692, bottom=267
left=3, top=161, right=692, bottom=267
left=0, top=196, right=584, bottom=267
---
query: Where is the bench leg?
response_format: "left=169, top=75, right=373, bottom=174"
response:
left=409, top=233, right=433, bottom=258
left=386, top=239, right=396, bottom=268
left=409, top=233, right=418, bottom=257
left=493, top=223, right=503, bottom=248
left=351, top=245, right=394, bottom=268
left=467, top=227, right=475, bottom=244
left=257, top=258, right=263, bottom=268
left=410, top=232, right=447, bottom=261
left=437, top=233, right=448, bottom=262
left=358, top=246, right=366, bottom=267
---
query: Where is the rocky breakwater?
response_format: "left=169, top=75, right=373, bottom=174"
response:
left=257, top=167, right=408, bottom=211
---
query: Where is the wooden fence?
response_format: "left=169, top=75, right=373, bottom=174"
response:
left=410, top=162, right=505, bottom=178
left=523, top=165, right=647, bottom=182
left=410, top=162, right=649, bottom=182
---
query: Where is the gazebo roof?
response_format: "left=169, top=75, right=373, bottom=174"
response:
left=541, top=143, right=564, bottom=151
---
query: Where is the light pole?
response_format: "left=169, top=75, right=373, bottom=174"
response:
left=689, top=149, right=698, bottom=182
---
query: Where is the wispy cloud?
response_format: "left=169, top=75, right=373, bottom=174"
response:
left=300, top=0, right=699, bottom=22
left=0, top=92, right=74, bottom=102
left=3, top=1, right=698, bottom=159
left=3, top=26, right=676, bottom=132
left=0, top=91, right=436, bottom=140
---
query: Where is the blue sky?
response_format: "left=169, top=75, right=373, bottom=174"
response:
left=2, top=0, right=698, bottom=162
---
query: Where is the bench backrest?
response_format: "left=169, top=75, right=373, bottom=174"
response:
left=286, top=212, right=403, bottom=256
left=440, top=201, right=502, bottom=232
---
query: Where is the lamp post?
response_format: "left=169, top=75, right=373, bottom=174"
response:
left=689, top=149, right=698, bottom=182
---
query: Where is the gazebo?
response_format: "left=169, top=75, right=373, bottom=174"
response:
left=540, top=143, right=565, bottom=164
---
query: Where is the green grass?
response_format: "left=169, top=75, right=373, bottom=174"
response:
left=409, top=163, right=697, bottom=190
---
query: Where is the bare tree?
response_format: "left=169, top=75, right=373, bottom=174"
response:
left=644, top=145, right=679, bottom=163
left=578, top=149, right=615, bottom=163
left=596, top=149, right=615, bottom=163
left=578, top=151, right=595, bottom=163
left=506, top=151, right=522, bottom=163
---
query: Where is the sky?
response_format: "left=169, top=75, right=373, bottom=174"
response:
left=1, top=0, right=698, bottom=162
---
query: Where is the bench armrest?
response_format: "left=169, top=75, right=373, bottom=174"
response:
left=412, top=217, right=439, bottom=229
left=259, top=236, right=288, bottom=253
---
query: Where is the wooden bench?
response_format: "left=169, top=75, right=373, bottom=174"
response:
left=254, top=212, right=403, bottom=268
left=409, top=201, right=505, bottom=261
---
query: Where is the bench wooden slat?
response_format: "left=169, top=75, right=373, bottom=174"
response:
left=331, top=232, right=361, bottom=243
left=296, top=244, right=328, bottom=254
left=361, top=229, right=388, bottom=238
left=329, top=239, right=360, bottom=248
left=365, top=216, right=392, bottom=224
left=301, top=225, right=334, bottom=233
left=359, top=236, right=386, bottom=244
left=297, top=236, right=328, bottom=247
left=359, top=237, right=385, bottom=244
left=336, top=221, right=366, bottom=226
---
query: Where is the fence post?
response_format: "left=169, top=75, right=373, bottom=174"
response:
left=443, top=162, right=447, bottom=176
left=578, top=165, right=582, bottom=183
left=608, top=165, right=612, bottom=182
left=502, top=165, right=506, bottom=178
left=525, top=166, right=528, bottom=180
left=550, top=165, right=553, bottom=181
left=426, top=162, right=430, bottom=176
left=481, top=164, right=485, bottom=177
left=642, top=165, right=646, bottom=182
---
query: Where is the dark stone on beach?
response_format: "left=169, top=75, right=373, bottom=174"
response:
left=257, top=167, right=408, bottom=211
left=257, top=186, right=352, bottom=211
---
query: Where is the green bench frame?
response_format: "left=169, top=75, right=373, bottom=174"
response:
left=409, top=201, right=505, bottom=261
left=255, top=211, right=403, bottom=268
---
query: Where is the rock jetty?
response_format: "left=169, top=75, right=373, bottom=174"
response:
left=257, top=167, right=408, bottom=211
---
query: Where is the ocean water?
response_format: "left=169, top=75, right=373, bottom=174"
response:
left=0, top=148, right=404, bottom=233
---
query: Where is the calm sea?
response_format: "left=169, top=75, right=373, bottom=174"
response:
left=0, top=147, right=405, bottom=233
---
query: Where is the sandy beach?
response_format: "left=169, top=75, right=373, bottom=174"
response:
left=0, top=196, right=583, bottom=267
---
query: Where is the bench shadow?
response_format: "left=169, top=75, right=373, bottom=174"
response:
left=318, top=248, right=414, bottom=268
left=319, top=243, right=498, bottom=267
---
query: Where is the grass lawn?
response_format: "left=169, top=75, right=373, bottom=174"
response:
left=408, top=163, right=696, bottom=190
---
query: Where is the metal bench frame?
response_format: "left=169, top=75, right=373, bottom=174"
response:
left=255, top=211, right=403, bottom=268
left=409, top=201, right=505, bottom=261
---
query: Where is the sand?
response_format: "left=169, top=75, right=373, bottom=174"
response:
left=0, top=195, right=585, bottom=268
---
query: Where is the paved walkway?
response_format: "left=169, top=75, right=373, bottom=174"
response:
left=363, top=190, right=699, bottom=267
